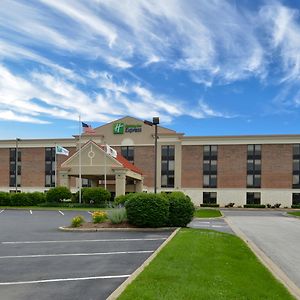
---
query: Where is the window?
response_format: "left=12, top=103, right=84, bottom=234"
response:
left=82, top=178, right=91, bottom=187
left=292, top=193, right=300, bottom=205
left=293, top=145, right=300, bottom=189
left=121, top=146, right=134, bottom=163
left=45, top=147, right=56, bottom=187
left=203, top=145, right=217, bottom=188
left=246, top=192, right=261, bottom=204
left=9, top=148, right=21, bottom=187
left=203, top=192, right=217, bottom=204
left=161, top=145, right=175, bottom=188
left=247, top=145, right=261, bottom=188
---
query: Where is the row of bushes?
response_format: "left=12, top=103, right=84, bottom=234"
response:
left=117, top=192, right=195, bottom=228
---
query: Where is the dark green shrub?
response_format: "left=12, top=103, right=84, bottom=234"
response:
left=291, top=205, right=300, bottom=208
left=243, top=204, right=266, bottom=208
left=200, top=203, right=220, bottom=207
left=0, top=192, right=11, bottom=206
left=82, top=188, right=111, bottom=207
left=28, top=192, right=46, bottom=205
left=114, top=194, right=134, bottom=206
left=166, top=192, right=195, bottom=227
left=71, top=188, right=88, bottom=203
left=125, top=193, right=169, bottom=228
left=46, top=187, right=72, bottom=203
left=10, top=193, right=31, bottom=206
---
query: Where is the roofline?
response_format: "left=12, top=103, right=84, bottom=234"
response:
left=182, top=134, right=300, bottom=140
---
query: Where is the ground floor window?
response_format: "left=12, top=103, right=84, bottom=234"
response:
left=292, top=193, right=300, bottom=205
left=246, top=192, right=261, bottom=204
left=203, top=192, right=217, bottom=204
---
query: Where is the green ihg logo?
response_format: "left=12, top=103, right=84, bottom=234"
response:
left=113, top=123, right=124, bottom=134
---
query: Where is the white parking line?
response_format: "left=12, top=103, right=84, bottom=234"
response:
left=29, top=210, right=32, bottom=215
left=0, top=250, right=154, bottom=259
left=87, top=211, right=92, bottom=215
left=196, top=221, right=210, bottom=224
left=2, top=238, right=167, bottom=245
left=211, top=225, right=224, bottom=228
left=58, top=210, right=64, bottom=216
left=0, top=275, right=130, bottom=286
left=192, top=224, right=210, bottom=227
left=0, top=210, right=4, bottom=214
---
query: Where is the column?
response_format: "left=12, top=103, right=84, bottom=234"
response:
left=115, top=171, right=126, bottom=196
left=135, top=177, right=144, bottom=193
left=59, top=171, right=70, bottom=188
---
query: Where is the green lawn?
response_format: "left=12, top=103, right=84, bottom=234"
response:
left=0, top=206, right=112, bottom=211
left=118, top=229, right=294, bottom=300
left=288, top=211, right=300, bottom=217
left=194, top=209, right=222, bottom=218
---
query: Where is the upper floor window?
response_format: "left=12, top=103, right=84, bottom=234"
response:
left=293, top=145, right=300, bottom=189
left=161, top=145, right=175, bottom=188
left=247, top=145, right=261, bottom=188
left=45, top=147, right=55, bottom=187
left=121, top=146, right=134, bottom=164
left=9, top=148, right=21, bottom=187
left=203, top=145, right=217, bottom=188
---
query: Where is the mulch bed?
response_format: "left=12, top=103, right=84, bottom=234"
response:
left=73, top=221, right=138, bottom=229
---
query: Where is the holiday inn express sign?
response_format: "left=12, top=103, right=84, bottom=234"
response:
left=113, top=122, right=142, bottom=134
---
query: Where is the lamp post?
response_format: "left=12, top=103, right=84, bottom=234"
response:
left=144, top=117, right=159, bottom=193
left=15, top=138, right=21, bottom=192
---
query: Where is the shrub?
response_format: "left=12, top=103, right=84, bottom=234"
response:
left=46, top=187, right=72, bottom=203
left=71, top=188, right=88, bottom=203
left=200, top=203, right=220, bottom=207
left=125, top=193, right=169, bottom=228
left=28, top=192, right=46, bottom=205
left=243, top=204, right=266, bottom=208
left=71, top=215, right=85, bottom=227
left=274, top=203, right=281, bottom=208
left=266, top=204, right=272, bottom=208
left=114, top=194, right=133, bottom=207
left=166, top=192, right=195, bottom=227
left=225, top=203, right=235, bottom=208
left=10, top=193, right=31, bottom=206
left=108, top=208, right=127, bottom=224
left=82, top=188, right=110, bottom=207
left=291, top=205, right=300, bottom=208
left=92, top=211, right=107, bottom=223
left=0, top=192, right=11, bottom=206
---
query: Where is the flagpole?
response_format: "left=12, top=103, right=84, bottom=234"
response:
left=104, top=145, right=107, bottom=190
left=54, top=143, right=57, bottom=187
left=79, top=115, right=82, bottom=204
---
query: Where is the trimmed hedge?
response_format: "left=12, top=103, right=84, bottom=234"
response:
left=0, top=192, right=11, bottom=205
left=82, top=188, right=111, bottom=207
left=46, top=187, right=72, bottom=203
left=291, top=205, right=300, bottom=209
left=200, top=203, right=220, bottom=208
left=125, top=193, right=169, bottom=228
left=243, top=204, right=266, bottom=208
left=10, top=193, right=31, bottom=206
left=114, top=194, right=134, bottom=207
left=167, top=192, right=195, bottom=227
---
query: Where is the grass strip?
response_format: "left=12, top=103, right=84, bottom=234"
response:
left=194, top=209, right=222, bottom=218
left=288, top=211, right=300, bottom=217
left=118, top=228, right=294, bottom=300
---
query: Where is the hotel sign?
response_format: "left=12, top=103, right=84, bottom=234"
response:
left=113, top=122, right=142, bottom=134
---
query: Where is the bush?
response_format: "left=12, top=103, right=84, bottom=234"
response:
left=71, top=215, right=85, bottom=227
left=82, top=188, right=111, bottom=207
left=125, top=193, right=169, bottom=228
left=243, top=204, right=266, bottom=208
left=0, top=192, right=11, bottom=206
left=46, top=187, right=72, bottom=203
left=10, top=193, right=31, bottom=206
left=114, top=194, right=133, bottom=207
left=28, top=192, right=46, bottom=205
left=200, top=203, right=220, bottom=207
left=291, top=205, right=300, bottom=208
left=92, top=211, right=108, bottom=223
left=71, top=188, right=88, bottom=203
left=108, top=208, right=127, bottom=224
left=166, top=192, right=195, bottom=227
left=225, top=203, right=235, bottom=208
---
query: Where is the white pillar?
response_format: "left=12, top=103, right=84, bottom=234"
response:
left=115, top=171, right=126, bottom=197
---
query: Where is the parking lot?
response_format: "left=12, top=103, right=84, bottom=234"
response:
left=0, top=209, right=172, bottom=300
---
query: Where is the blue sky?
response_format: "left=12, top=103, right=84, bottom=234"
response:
left=1, top=0, right=300, bottom=139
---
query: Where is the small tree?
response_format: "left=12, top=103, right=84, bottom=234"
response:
left=46, top=187, right=72, bottom=203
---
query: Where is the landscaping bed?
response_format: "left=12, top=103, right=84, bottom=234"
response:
left=68, top=220, right=137, bottom=229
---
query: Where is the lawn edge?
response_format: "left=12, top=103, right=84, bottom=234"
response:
left=59, top=226, right=177, bottom=232
left=225, top=217, right=300, bottom=299
left=106, top=227, right=180, bottom=300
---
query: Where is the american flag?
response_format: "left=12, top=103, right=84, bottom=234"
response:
left=82, top=122, right=96, bottom=134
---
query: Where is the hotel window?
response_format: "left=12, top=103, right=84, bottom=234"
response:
left=45, top=147, right=55, bottom=187
left=9, top=148, right=21, bottom=187
left=203, top=192, right=217, bottom=204
left=121, top=146, right=134, bottom=164
left=203, top=145, right=217, bottom=188
left=293, top=145, right=300, bottom=188
left=82, top=178, right=92, bottom=187
left=246, top=192, right=261, bottom=204
left=161, top=145, right=175, bottom=188
left=292, top=193, right=300, bottom=205
left=247, top=145, right=261, bottom=188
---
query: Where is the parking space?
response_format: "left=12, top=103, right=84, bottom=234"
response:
left=188, top=217, right=234, bottom=234
left=0, top=209, right=172, bottom=300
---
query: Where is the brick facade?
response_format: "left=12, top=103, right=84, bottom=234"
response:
left=0, top=148, right=9, bottom=187
left=181, top=145, right=203, bottom=188
left=134, top=146, right=154, bottom=187
left=261, top=144, right=293, bottom=188
left=218, top=145, right=247, bottom=188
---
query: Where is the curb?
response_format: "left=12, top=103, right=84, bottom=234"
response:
left=106, top=228, right=180, bottom=300
left=224, top=217, right=300, bottom=300
left=59, top=226, right=177, bottom=232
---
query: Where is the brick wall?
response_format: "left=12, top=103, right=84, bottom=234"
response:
left=0, top=148, right=9, bottom=186
left=261, top=144, right=292, bottom=188
left=181, top=145, right=202, bottom=188
left=134, top=146, right=154, bottom=187
left=218, top=145, right=247, bottom=188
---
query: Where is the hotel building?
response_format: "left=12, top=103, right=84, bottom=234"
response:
left=1, top=116, right=300, bottom=207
